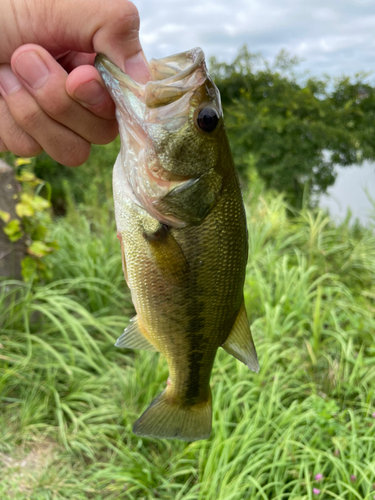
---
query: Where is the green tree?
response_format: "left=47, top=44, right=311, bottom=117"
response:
left=210, top=47, right=375, bottom=207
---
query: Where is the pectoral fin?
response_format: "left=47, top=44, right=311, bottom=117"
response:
left=154, top=168, right=222, bottom=226
left=115, top=316, right=158, bottom=352
left=222, top=303, right=259, bottom=372
left=142, top=219, right=189, bottom=285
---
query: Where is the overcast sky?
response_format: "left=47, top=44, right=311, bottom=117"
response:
left=135, top=0, right=375, bottom=79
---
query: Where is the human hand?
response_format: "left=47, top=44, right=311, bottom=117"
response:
left=0, top=0, right=151, bottom=166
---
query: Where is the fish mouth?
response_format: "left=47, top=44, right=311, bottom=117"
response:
left=95, top=48, right=207, bottom=110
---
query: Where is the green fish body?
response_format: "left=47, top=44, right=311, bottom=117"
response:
left=95, top=48, right=258, bottom=441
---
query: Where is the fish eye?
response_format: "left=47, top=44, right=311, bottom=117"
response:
left=196, top=107, right=219, bottom=133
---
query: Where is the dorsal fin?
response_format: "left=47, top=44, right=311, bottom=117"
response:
left=221, top=303, right=259, bottom=372
left=115, top=316, right=158, bottom=352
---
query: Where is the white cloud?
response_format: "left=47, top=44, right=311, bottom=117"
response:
left=134, top=0, right=375, bottom=78
left=311, top=8, right=338, bottom=21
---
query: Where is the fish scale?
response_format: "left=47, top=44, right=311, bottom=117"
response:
left=96, top=47, right=259, bottom=441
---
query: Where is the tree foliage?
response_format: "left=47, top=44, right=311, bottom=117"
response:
left=0, top=157, right=58, bottom=281
left=210, top=47, right=375, bottom=206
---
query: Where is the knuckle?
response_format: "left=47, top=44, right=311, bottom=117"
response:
left=114, top=1, right=140, bottom=30
left=62, top=139, right=91, bottom=167
left=14, top=104, right=43, bottom=131
left=0, top=98, right=42, bottom=156
left=23, top=141, right=43, bottom=157
left=46, top=97, right=74, bottom=119
left=18, top=143, right=43, bottom=157
left=8, top=128, right=42, bottom=157
left=91, top=119, right=118, bottom=145
left=0, top=138, right=8, bottom=152
left=100, top=128, right=118, bottom=145
left=122, top=1, right=139, bottom=21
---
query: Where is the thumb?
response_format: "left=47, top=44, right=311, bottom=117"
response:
left=55, top=0, right=152, bottom=82
left=1, top=0, right=151, bottom=82
left=92, top=8, right=152, bottom=83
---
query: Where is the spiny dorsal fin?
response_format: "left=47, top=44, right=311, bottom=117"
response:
left=221, top=302, right=259, bottom=372
left=115, top=316, right=158, bottom=352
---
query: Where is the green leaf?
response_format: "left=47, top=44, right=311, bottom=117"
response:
left=21, top=256, right=38, bottom=282
left=47, top=240, right=59, bottom=251
left=3, top=219, right=23, bottom=242
left=16, top=171, right=37, bottom=183
left=0, top=210, right=11, bottom=223
left=15, top=201, right=34, bottom=218
left=20, top=193, right=50, bottom=212
left=19, top=193, right=34, bottom=204
left=27, top=240, right=54, bottom=257
left=30, top=224, right=48, bottom=241
left=32, top=195, right=50, bottom=211
left=14, top=157, right=32, bottom=167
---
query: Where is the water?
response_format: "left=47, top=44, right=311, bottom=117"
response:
left=319, top=161, right=375, bottom=226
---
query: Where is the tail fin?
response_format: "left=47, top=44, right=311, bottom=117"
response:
left=133, top=389, right=212, bottom=441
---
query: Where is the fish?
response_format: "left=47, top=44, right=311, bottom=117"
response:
left=95, top=47, right=259, bottom=442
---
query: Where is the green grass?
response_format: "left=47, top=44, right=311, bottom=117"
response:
left=1, top=179, right=375, bottom=499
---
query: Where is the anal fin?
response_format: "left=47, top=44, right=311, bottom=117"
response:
left=221, top=302, right=259, bottom=372
left=115, top=316, right=158, bottom=352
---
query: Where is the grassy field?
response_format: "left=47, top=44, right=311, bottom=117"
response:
left=1, top=177, right=375, bottom=499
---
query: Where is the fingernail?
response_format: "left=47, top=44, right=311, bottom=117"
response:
left=14, top=51, right=50, bottom=90
left=124, top=52, right=152, bottom=84
left=0, top=65, right=22, bottom=95
left=74, top=80, right=105, bottom=106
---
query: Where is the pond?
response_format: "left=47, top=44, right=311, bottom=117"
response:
left=319, top=161, right=375, bottom=227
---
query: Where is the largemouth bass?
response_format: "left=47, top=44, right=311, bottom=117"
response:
left=95, top=48, right=259, bottom=441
